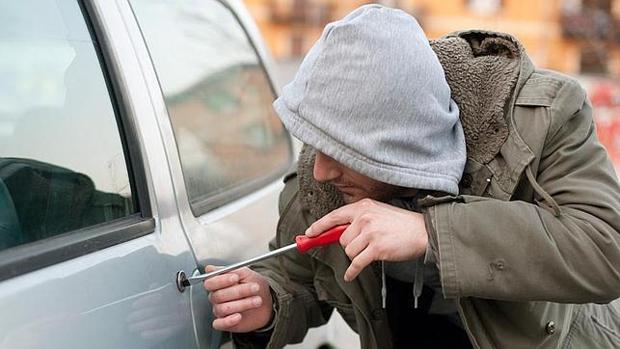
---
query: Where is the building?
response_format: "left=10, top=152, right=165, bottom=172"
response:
left=244, top=0, right=370, bottom=58
left=245, top=0, right=620, bottom=77
left=245, top=0, right=620, bottom=172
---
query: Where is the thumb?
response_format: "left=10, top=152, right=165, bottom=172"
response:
left=205, top=265, right=221, bottom=273
left=230, top=267, right=254, bottom=281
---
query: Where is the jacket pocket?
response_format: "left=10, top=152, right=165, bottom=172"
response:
left=591, top=314, right=620, bottom=342
left=325, top=299, right=357, bottom=331
left=314, top=277, right=358, bottom=332
left=563, top=302, right=620, bottom=348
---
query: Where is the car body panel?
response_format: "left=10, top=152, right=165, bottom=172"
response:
left=0, top=1, right=198, bottom=348
left=0, top=0, right=341, bottom=348
left=114, top=0, right=292, bottom=344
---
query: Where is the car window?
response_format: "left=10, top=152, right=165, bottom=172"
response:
left=129, top=0, right=292, bottom=215
left=0, top=0, right=136, bottom=252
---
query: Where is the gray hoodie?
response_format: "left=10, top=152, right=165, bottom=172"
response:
left=273, top=4, right=466, bottom=195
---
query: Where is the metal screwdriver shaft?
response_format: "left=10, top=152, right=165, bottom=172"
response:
left=182, top=244, right=298, bottom=286
left=181, top=224, right=349, bottom=287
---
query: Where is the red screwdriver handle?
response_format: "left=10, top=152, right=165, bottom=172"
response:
left=295, top=224, right=350, bottom=254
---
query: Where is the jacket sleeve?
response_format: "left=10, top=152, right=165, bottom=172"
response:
left=426, top=81, right=620, bottom=304
left=233, top=176, right=333, bottom=349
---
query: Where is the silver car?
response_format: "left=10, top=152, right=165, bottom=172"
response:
left=0, top=0, right=312, bottom=347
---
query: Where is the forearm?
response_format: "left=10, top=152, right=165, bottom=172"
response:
left=428, top=87, right=620, bottom=304
left=427, top=197, right=620, bottom=303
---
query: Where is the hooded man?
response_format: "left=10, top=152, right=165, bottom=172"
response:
left=204, top=5, right=620, bottom=348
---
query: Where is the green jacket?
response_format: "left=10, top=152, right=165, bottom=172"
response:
left=234, top=30, right=620, bottom=349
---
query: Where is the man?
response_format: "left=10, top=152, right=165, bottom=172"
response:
left=205, top=5, right=620, bottom=348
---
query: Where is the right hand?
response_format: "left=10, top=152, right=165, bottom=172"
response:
left=203, top=265, right=274, bottom=332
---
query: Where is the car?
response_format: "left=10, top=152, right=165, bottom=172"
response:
left=0, top=0, right=345, bottom=348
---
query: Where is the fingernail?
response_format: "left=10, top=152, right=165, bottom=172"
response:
left=251, top=283, right=259, bottom=293
left=253, top=297, right=262, bottom=307
left=229, top=275, right=239, bottom=283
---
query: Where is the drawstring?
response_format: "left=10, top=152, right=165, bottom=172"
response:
left=381, top=261, right=387, bottom=308
left=413, top=258, right=424, bottom=309
left=381, top=258, right=424, bottom=309
left=380, top=194, right=427, bottom=309
left=525, top=165, right=561, bottom=217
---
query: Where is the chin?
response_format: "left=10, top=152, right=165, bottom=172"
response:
left=335, top=186, right=367, bottom=204
left=343, top=194, right=364, bottom=204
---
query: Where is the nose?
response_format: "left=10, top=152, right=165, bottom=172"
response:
left=313, top=151, right=342, bottom=183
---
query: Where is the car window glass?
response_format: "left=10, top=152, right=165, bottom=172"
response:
left=130, top=0, right=291, bottom=214
left=0, top=0, right=136, bottom=252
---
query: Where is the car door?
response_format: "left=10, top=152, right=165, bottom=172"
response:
left=0, top=1, right=199, bottom=348
left=123, top=0, right=295, bottom=347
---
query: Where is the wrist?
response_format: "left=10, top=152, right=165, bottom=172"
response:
left=254, top=287, right=278, bottom=333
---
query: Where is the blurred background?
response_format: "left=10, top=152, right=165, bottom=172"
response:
left=244, top=0, right=620, bottom=175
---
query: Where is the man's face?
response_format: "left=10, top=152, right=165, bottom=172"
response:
left=313, top=151, right=416, bottom=204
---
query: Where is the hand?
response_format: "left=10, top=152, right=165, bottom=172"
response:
left=305, top=198, right=428, bottom=282
left=203, top=266, right=274, bottom=332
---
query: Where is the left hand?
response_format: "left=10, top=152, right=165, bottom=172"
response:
left=305, top=198, right=428, bottom=282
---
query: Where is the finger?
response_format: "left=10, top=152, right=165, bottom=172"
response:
left=206, top=265, right=253, bottom=281
left=210, top=282, right=260, bottom=304
left=338, top=218, right=364, bottom=247
left=305, top=203, right=358, bottom=237
left=344, top=233, right=369, bottom=260
left=212, top=313, right=242, bottom=331
left=212, top=296, right=263, bottom=318
left=204, top=273, right=240, bottom=292
left=228, top=266, right=253, bottom=280
left=344, top=247, right=375, bottom=282
left=205, top=265, right=220, bottom=273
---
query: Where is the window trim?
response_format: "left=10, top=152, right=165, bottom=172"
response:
left=128, top=0, right=294, bottom=217
left=191, top=0, right=294, bottom=216
left=0, top=0, right=155, bottom=281
left=0, top=216, right=155, bottom=282
left=190, top=160, right=292, bottom=215
left=82, top=0, right=152, bottom=220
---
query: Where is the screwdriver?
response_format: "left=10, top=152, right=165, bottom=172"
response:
left=181, top=224, right=349, bottom=287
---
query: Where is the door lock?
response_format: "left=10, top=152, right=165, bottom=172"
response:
left=175, top=270, right=188, bottom=293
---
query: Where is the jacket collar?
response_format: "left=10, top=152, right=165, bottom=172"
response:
left=430, top=29, right=535, bottom=166
left=439, top=30, right=536, bottom=198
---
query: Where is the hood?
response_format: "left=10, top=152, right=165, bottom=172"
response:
left=298, top=29, right=535, bottom=220
left=274, top=4, right=467, bottom=196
